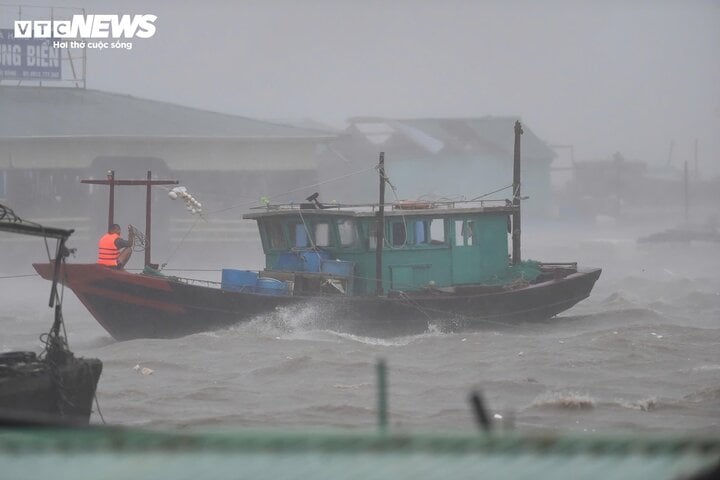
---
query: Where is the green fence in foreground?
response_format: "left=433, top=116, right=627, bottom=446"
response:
left=1, top=427, right=718, bottom=480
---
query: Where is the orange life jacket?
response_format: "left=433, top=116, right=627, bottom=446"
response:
left=97, top=233, right=120, bottom=266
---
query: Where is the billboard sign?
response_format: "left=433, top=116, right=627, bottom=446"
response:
left=0, top=28, right=61, bottom=80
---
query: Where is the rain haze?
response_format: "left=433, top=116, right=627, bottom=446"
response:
left=1, top=0, right=720, bottom=439
left=28, top=0, right=720, bottom=174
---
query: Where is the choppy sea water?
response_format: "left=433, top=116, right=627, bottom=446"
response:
left=2, top=224, right=719, bottom=434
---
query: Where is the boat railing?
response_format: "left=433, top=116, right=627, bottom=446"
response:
left=539, top=262, right=578, bottom=268
left=167, top=275, right=223, bottom=289
left=539, top=262, right=578, bottom=275
left=249, top=198, right=512, bottom=213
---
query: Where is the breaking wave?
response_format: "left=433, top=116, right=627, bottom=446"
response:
left=691, top=364, right=720, bottom=372
left=530, top=391, right=595, bottom=410
left=530, top=392, right=663, bottom=412
left=332, top=383, right=371, bottom=390
left=215, top=304, right=444, bottom=345
left=601, top=292, right=643, bottom=310
left=616, top=397, right=658, bottom=412
left=254, top=304, right=328, bottom=333
left=208, top=305, right=336, bottom=339
left=329, top=328, right=443, bottom=346
left=682, top=386, right=720, bottom=403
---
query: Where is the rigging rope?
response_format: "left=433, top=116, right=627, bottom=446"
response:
left=94, top=392, right=106, bottom=424
left=382, top=170, right=409, bottom=249
left=161, top=216, right=200, bottom=269
left=0, top=273, right=39, bottom=279
left=208, top=164, right=379, bottom=215
left=297, top=208, right=318, bottom=251
left=469, top=184, right=514, bottom=202
left=128, top=224, right=147, bottom=252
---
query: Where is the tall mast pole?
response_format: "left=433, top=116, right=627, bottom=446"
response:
left=375, top=152, right=386, bottom=295
left=145, top=171, right=152, bottom=267
left=107, top=170, right=115, bottom=232
left=512, top=121, right=523, bottom=265
left=684, top=160, right=689, bottom=225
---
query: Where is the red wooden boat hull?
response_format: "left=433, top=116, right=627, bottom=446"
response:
left=33, top=263, right=601, bottom=341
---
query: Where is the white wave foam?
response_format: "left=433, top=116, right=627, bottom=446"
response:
left=617, top=397, right=658, bottom=412
left=328, top=330, right=432, bottom=346
left=692, top=364, right=720, bottom=372
left=531, top=391, right=595, bottom=410
left=221, top=304, right=445, bottom=345
left=333, top=383, right=371, bottom=390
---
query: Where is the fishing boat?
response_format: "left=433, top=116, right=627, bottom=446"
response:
left=0, top=205, right=102, bottom=425
left=34, top=122, right=601, bottom=340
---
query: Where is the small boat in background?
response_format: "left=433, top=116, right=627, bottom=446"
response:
left=638, top=223, right=720, bottom=244
left=34, top=121, right=601, bottom=340
left=638, top=159, right=720, bottom=244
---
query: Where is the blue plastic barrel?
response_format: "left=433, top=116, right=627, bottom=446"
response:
left=256, top=277, right=289, bottom=296
left=221, top=269, right=258, bottom=292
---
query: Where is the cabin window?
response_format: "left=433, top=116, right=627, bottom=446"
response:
left=430, top=219, right=445, bottom=244
left=337, top=219, right=358, bottom=246
left=414, top=219, right=445, bottom=245
left=290, top=222, right=310, bottom=247
left=391, top=221, right=407, bottom=247
left=368, top=222, right=377, bottom=250
left=267, top=220, right=287, bottom=249
left=466, top=221, right=475, bottom=246
left=314, top=222, right=331, bottom=247
left=413, top=220, right=426, bottom=244
left=454, top=220, right=475, bottom=246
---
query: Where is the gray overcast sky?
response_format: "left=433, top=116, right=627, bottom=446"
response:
left=6, top=0, right=720, bottom=174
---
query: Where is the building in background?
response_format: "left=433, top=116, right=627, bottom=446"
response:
left=317, top=117, right=556, bottom=215
left=0, top=86, right=335, bottom=258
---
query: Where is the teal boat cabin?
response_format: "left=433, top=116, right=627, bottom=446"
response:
left=242, top=201, right=534, bottom=296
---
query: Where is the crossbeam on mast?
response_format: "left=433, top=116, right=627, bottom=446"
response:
left=81, top=171, right=179, bottom=267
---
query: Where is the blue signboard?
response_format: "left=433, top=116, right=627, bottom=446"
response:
left=0, top=28, right=61, bottom=80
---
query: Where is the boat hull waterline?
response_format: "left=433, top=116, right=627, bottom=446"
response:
left=33, top=263, right=601, bottom=341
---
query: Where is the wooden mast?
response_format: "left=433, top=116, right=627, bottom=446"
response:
left=145, top=171, right=153, bottom=267
left=512, top=120, right=523, bottom=265
left=375, top=152, right=386, bottom=295
left=82, top=172, right=178, bottom=267
left=684, top=160, right=689, bottom=225
left=107, top=170, right=115, bottom=232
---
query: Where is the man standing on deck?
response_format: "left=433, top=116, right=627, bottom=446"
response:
left=97, top=224, right=134, bottom=269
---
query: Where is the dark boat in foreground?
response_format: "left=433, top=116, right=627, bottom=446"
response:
left=0, top=205, right=102, bottom=425
left=34, top=121, right=601, bottom=340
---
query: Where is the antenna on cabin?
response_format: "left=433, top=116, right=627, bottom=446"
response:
left=305, top=192, right=323, bottom=209
left=512, top=121, right=523, bottom=265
